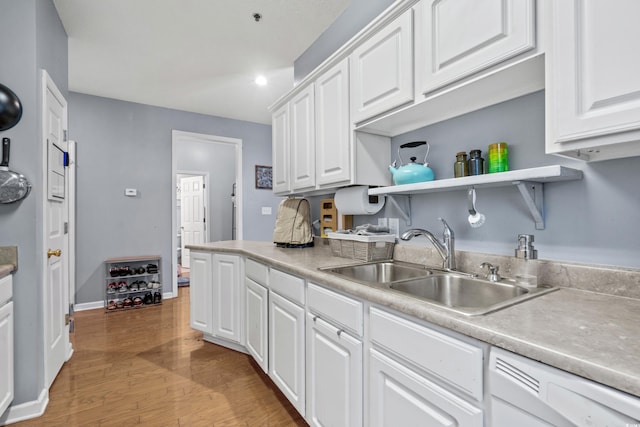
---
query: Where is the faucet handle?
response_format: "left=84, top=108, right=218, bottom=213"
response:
left=438, top=217, right=453, bottom=237
left=480, top=262, right=501, bottom=282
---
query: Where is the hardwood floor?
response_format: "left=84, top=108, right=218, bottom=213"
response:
left=14, top=288, right=307, bottom=426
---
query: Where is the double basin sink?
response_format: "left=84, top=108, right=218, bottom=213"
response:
left=320, top=261, right=556, bottom=316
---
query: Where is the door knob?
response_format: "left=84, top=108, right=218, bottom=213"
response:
left=47, top=249, right=62, bottom=258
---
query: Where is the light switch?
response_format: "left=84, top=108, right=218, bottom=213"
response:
left=261, top=207, right=272, bottom=215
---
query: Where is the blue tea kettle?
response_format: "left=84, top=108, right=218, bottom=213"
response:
left=389, top=141, right=435, bottom=185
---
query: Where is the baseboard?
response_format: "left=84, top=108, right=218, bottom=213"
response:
left=74, top=300, right=103, bottom=312
left=0, top=388, right=48, bottom=425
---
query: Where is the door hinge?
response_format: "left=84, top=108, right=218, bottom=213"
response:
left=64, top=222, right=68, bottom=234
left=63, top=130, right=68, bottom=142
left=65, top=314, right=70, bottom=326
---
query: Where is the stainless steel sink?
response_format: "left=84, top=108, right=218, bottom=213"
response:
left=320, top=261, right=432, bottom=284
left=388, top=274, right=557, bottom=316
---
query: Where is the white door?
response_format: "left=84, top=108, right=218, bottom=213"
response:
left=350, top=8, right=414, bottom=123
left=189, top=250, right=212, bottom=334
left=369, top=349, right=483, bottom=427
left=290, top=84, right=316, bottom=192
left=306, top=314, right=363, bottom=427
left=180, top=175, right=205, bottom=269
left=0, top=300, right=13, bottom=415
left=211, top=253, right=242, bottom=343
left=415, top=0, right=535, bottom=96
left=269, top=291, right=306, bottom=416
left=315, top=58, right=351, bottom=187
left=42, top=70, right=70, bottom=388
left=272, top=104, right=290, bottom=194
left=245, top=277, right=268, bottom=373
left=546, top=0, right=640, bottom=160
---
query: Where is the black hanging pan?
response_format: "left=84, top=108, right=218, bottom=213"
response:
left=0, top=83, right=23, bottom=131
left=0, top=138, right=31, bottom=203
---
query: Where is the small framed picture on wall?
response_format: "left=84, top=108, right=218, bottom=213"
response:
left=255, top=165, right=273, bottom=189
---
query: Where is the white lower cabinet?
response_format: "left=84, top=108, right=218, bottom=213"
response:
left=0, top=298, right=14, bottom=416
left=368, top=307, right=484, bottom=426
left=269, top=290, right=306, bottom=416
left=189, top=250, right=213, bottom=334
left=369, top=349, right=483, bottom=427
left=306, top=282, right=364, bottom=427
left=211, top=253, right=242, bottom=344
left=189, top=251, right=242, bottom=346
left=245, top=277, right=268, bottom=373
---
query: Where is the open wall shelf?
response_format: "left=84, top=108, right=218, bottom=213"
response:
left=369, top=166, right=583, bottom=230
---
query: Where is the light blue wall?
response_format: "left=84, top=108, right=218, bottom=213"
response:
left=0, top=0, right=67, bottom=407
left=381, top=91, right=640, bottom=269
left=69, top=93, right=280, bottom=305
left=294, top=0, right=395, bottom=83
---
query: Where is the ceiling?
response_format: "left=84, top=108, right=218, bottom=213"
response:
left=53, top=0, right=350, bottom=125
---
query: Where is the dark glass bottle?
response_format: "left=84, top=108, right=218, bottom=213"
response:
left=468, top=149, right=484, bottom=175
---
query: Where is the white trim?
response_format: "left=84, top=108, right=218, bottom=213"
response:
left=171, top=130, right=243, bottom=297
left=0, top=388, right=49, bottom=425
left=73, top=300, right=104, bottom=312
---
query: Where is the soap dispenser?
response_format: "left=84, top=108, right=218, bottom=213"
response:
left=514, top=234, right=538, bottom=288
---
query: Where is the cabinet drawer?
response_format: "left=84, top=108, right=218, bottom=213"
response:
left=246, top=259, right=268, bottom=286
left=369, top=307, right=483, bottom=401
left=269, top=268, right=305, bottom=305
left=0, top=275, right=12, bottom=306
left=307, top=282, right=363, bottom=336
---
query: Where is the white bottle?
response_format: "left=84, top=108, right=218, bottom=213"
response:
left=514, top=234, right=538, bottom=288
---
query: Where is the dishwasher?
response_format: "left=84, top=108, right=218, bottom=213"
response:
left=489, top=347, right=640, bottom=426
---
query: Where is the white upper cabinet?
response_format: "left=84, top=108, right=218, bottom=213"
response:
left=315, top=58, right=351, bottom=187
left=350, top=9, right=414, bottom=124
left=290, top=85, right=316, bottom=191
left=272, top=103, right=290, bottom=194
left=415, top=0, right=536, bottom=96
left=546, top=0, right=640, bottom=161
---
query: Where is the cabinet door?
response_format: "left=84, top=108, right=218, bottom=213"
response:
left=245, top=277, right=268, bottom=373
left=415, top=0, right=535, bottom=95
left=546, top=0, right=640, bottom=161
left=350, top=9, right=414, bottom=124
left=272, top=103, right=290, bottom=194
left=369, top=349, right=483, bottom=427
left=315, top=58, right=351, bottom=187
left=269, top=291, right=305, bottom=416
left=0, top=302, right=13, bottom=416
left=290, top=85, right=316, bottom=191
left=306, top=314, right=363, bottom=427
left=189, top=251, right=213, bottom=334
left=212, top=253, right=242, bottom=344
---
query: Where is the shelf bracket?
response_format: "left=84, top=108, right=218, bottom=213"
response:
left=514, top=181, right=544, bottom=230
left=386, top=194, right=411, bottom=226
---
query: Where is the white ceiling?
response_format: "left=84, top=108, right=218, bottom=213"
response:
left=53, top=0, right=350, bottom=125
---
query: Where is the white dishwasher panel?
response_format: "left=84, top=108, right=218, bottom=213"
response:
left=490, top=347, right=640, bottom=426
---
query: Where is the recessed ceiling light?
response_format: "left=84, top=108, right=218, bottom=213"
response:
left=255, top=75, right=268, bottom=86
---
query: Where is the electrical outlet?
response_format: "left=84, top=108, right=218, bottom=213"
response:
left=389, top=218, right=400, bottom=238
left=261, top=207, right=272, bottom=215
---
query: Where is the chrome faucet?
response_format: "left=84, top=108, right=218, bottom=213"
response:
left=401, top=218, right=456, bottom=271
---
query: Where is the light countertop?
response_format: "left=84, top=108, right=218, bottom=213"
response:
left=188, top=240, right=640, bottom=398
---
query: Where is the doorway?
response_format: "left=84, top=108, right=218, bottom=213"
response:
left=177, top=173, right=207, bottom=270
left=171, top=130, right=243, bottom=295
